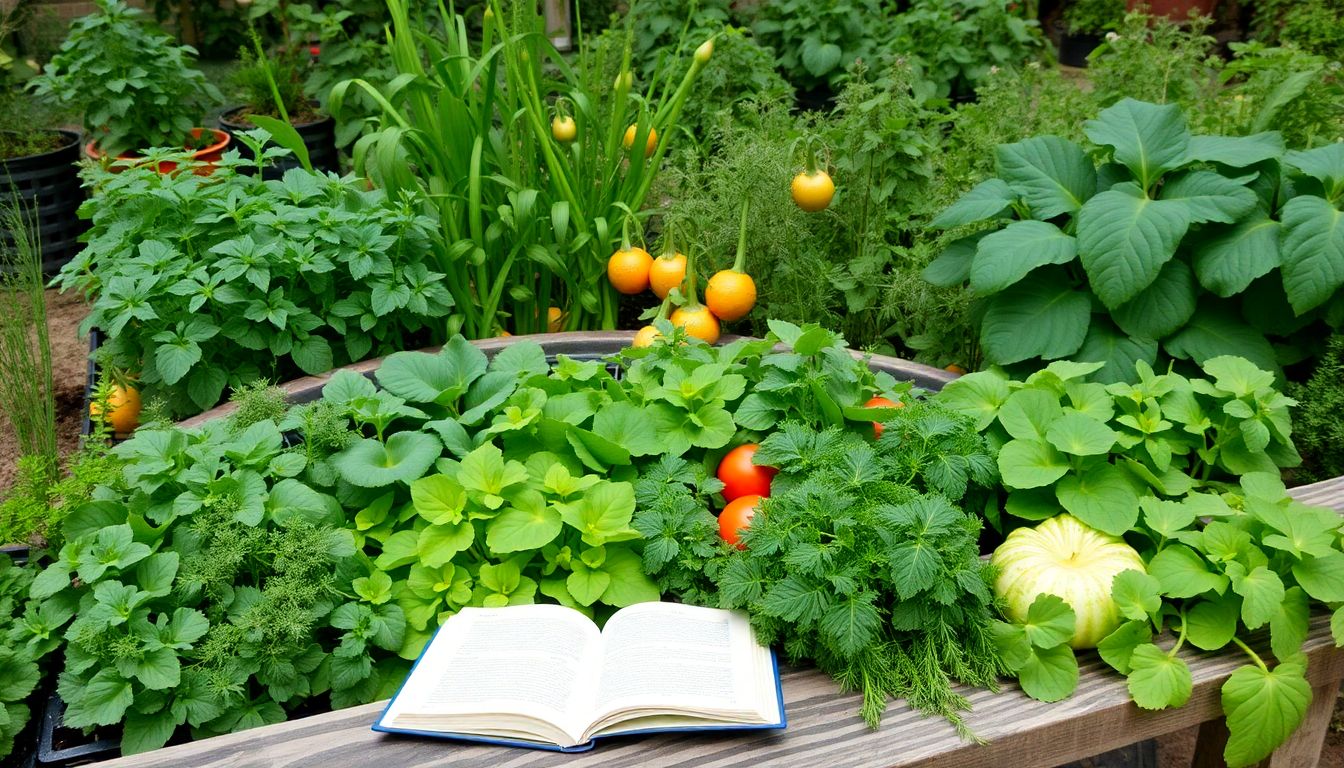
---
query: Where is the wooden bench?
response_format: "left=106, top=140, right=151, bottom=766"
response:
left=91, top=476, right=1344, bottom=768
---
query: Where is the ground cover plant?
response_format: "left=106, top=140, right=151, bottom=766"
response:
left=53, top=133, right=449, bottom=418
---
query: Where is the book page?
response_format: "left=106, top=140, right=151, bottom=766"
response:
left=586, top=603, right=770, bottom=728
left=380, top=604, right=601, bottom=745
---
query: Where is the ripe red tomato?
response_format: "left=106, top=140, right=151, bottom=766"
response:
left=719, top=495, right=761, bottom=549
left=865, top=396, right=903, bottom=438
left=717, top=444, right=776, bottom=501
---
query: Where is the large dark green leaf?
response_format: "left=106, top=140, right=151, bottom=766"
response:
left=1084, top=99, right=1191, bottom=189
left=1077, top=184, right=1191, bottom=308
left=333, top=433, right=442, bottom=488
left=980, top=270, right=1091, bottom=364
left=995, top=136, right=1097, bottom=219
left=1160, top=170, right=1259, bottom=224
left=1285, top=142, right=1344, bottom=196
left=970, top=220, right=1078, bottom=294
left=1191, top=216, right=1281, bottom=298
left=1279, top=195, right=1344, bottom=315
left=932, top=178, right=1016, bottom=228
left=1185, top=133, right=1284, bottom=168
left=923, top=232, right=985, bottom=287
left=1112, top=260, right=1197, bottom=340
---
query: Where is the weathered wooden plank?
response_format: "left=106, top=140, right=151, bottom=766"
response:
left=92, top=615, right=1344, bottom=768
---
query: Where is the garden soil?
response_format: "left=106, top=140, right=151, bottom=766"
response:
left=0, top=288, right=89, bottom=493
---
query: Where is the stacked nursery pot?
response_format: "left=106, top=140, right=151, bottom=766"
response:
left=0, top=129, right=85, bottom=274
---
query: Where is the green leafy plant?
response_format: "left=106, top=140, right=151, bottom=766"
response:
left=0, top=553, right=40, bottom=760
left=29, top=0, right=222, bottom=155
left=1086, top=12, right=1218, bottom=109
left=751, top=0, right=888, bottom=95
left=943, top=355, right=1337, bottom=765
left=330, top=0, right=709, bottom=336
left=1060, top=0, right=1125, bottom=35
left=1277, top=0, right=1344, bottom=62
left=885, top=0, right=1046, bottom=101
left=925, top=98, right=1344, bottom=381
left=1207, top=43, right=1344, bottom=150
left=52, top=133, right=450, bottom=417
left=1289, top=334, right=1344, bottom=483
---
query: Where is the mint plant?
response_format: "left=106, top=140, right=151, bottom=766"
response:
left=925, top=98, right=1344, bottom=382
left=54, top=134, right=451, bottom=417
left=0, top=554, right=40, bottom=761
left=30, top=0, right=221, bottom=155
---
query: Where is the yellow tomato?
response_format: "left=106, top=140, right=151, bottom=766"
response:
left=622, top=124, right=658, bottom=158
left=791, top=170, right=835, bottom=212
left=670, top=305, right=721, bottom=344
left=91, top=384, right=141, bottom=435
left=551, top=115, right=576, bottom=143
left=607, top=246, right=653, bottom=294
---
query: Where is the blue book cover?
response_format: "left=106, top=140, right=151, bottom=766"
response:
left=371, top=604, right=787, bottom=752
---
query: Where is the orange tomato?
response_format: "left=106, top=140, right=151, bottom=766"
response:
left=717, top=444, right=776, bottom=501
left=91, top=383, right=142, bottom=435
left=547, top=306, right=565, bottom=333
left=945, top=363, right=967, bottom=375
left=607, top=246, right=653, bottom=294
left=719, top=494, right=761, bottom=549
left=649, top=252, right=688, bottom=299
left=632, top=325, right=661, bottom=348
left=622, top=124, right=658, bottom=158
left=864, top=395, right=903, bottom=438
left=791, top=170, right=835, bottom=212
left=704, top=270, right=757, bottom=322
left=670, top=305, right=720, bottom=344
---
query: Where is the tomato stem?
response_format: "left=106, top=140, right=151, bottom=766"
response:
left=732, top=197, right=749, bottom=274
left=682, top=244, right=702, bottom=309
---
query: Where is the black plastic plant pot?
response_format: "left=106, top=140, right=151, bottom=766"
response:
left=218, top=105, right=339, bottom=179
left=2, top=685, right=46, bottom=768
left=0, top=544, right=30, bottom=566
left=0, top=129, right=87, bottom=277
left=36, top=695, right=120, bottom=767
left=1059, top=32, right=1103, bottom=67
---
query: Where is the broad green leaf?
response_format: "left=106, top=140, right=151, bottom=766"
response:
left=1139, top=497, right=1197, bottom=539
left=596, top=548, right=661, bottom=607
left=1148, top=544, right=1227, bottom=598
left=1332, top=606, right=1344, bottom=647
left=556, top=481, right=637, bottom=546
left=1005, top=488, right=1061, bottom=521
left=997, top=438, right=1070, bottom=489
left=566, top=563, right=611, bottom=607
left=1285, top=142, right=1344, bottom=193
left=981, top=271, right=1091, bottom=364
left=1022, top=593, right=1076, bottom=649
left=292, top=336, right=334, bottom=376
left=1097, top=620, right=1152, bottom=674
left=410, top=474, right=468, bottom=525
left=1017, top=643, right=1079, bottom=703
left=1270, top=587, right=1310, bottom=664
left=932, top=178, right=1016, bottom=228
left=592, top=401, right=663, bottom=457
left=1073, top=318, right=1159, bottom=385
left=377, top=338, right=488, bottom=406
left=1111, top=570, right=1162, bottom=622
left=1077, top=185, right=1191, bottom=309
left=1056, top=463, right=1141, bottom=536
left=374, top=530, right=420, bottom=570
left=117, top=646, right=180, bottom=690
left=970, top=221, right=1077, bottom=294
left=1164, top=299, right=1279, bottom=376
left=992, top=621, right=1032, bottom=672
left=1126, top=644, right=1192, bottom=709
left=1046, top=412, right=1118, bottom=456
left=800, top=40, right=842, bottom=76
left=1186, top=594, right=1240, bottom=651
left=121, top=708, right=179, bottom=755
left=999, top=389, right=1064, bottom=441
left=995, top=136, right=1096, bottom=218
left=1111, top=260, right=1197, bottom=340
left=63, top=668, right=133, bottom=727
left=417, top=522, right=474, bottom=568
left=936, top=371, right=1011, bottom=430
left=1291, top=551, right=1344, bottom=602
left=333, top=433, right=441, bottom=488
left=1280, top=195, right=1344, bottom=315
left=155, top=339, right=201, bottom=385
left=1084, top=99, right=1191, bottom=188
left=889, top=541, right=942, bottom=599
left=1222, top=663, right=1312, bottom=767
left=1160, top=170, right=1258, bottom=224
left=489, top=341, right=548, bottom=379
left=1192, top=217, right=1281, bottom=298
left=1186, top=133, right=1284, bottom=168
left=819, top=593, right=882, bottom=657
left=1229, top=566, right=1285, bottom=630
left=487, top=491, right=563, bottom=553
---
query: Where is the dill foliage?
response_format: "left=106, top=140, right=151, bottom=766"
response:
left=641, top=402, right=1005, bottom=733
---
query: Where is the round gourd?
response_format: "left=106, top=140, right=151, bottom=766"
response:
left=991, top=514, right=1146, bottom=649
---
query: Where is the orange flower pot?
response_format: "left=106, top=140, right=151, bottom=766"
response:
left=85, top=128, right=231, bottom=175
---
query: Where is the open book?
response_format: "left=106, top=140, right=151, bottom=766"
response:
left=372, top=602, right=785, bottom=752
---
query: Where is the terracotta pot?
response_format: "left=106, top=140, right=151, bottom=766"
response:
left=84, top=128, right=231, bottom=175
left=1125, top=0, right=1217, bottom=20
